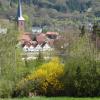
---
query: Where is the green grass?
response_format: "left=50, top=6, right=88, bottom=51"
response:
left=1, top=97, right=100, bottom=100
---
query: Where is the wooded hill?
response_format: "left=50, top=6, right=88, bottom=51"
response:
left=0, top=0, right=100, bottom=32
left=0, top=0, right=100, bottom=18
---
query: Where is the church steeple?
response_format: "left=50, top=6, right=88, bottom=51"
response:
left=17, top=0, right=25, bottom=32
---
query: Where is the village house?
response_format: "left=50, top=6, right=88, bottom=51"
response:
left=17, top=0, right=59, bottom=60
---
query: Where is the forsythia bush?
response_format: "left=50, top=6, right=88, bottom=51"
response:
left=16, top=58, right=64, bottom=96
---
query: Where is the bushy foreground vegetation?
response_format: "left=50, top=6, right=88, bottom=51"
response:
left=0, top=23, right=100, bottom=98
left=15, top=58, right=64, bottom=97
left=14, top=46, right=100, bottom=97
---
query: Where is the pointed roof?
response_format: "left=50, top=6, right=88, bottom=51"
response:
left=17, top=0, right=24, bottom=21
left=36, top=33, right=46, bottom=44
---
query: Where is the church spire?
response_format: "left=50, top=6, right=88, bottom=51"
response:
left=17, top=0, right=25, bottom=32
left=18, top=0, right=24, bottom=20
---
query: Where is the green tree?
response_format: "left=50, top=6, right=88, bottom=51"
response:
left=79, top=25, right=85, bottom=37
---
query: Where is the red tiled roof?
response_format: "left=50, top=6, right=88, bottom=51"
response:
left=36, top=33, right=46, bottom=44
left=23, top=32, right=31, bottom=35
left=48, top=39, right=54, bottom=47
left=19, top=32, right=32, bottom=42
left=46, top=32, right=59, bottom=35
left=20, top=35, right=31, bottom=41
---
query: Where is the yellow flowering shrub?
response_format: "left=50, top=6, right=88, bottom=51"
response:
left=16, top=57, right=64, bottom=96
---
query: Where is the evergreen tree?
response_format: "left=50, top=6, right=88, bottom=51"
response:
left=79, top=25, right=85, bottom=37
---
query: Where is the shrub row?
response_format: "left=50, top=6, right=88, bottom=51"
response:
left=14, top=57, right=100, bottom=97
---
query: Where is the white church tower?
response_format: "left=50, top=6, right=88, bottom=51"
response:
left=17, top=0, right=25, bottom=32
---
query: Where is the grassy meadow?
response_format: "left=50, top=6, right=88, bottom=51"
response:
left=1, top=97, right=100, bottom=100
